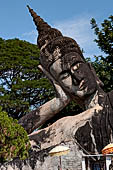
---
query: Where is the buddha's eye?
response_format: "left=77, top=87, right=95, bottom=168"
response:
left=60, top=72, right=70, bottom=80
left=71, top=63, right=80, bottom=71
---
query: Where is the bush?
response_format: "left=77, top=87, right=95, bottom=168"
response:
left=0, top=107, right=31, bottom=162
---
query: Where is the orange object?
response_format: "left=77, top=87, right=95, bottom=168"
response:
left=102, top=143, right=113, bottom=155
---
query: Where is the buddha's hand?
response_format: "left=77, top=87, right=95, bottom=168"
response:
left=38, top=65, right=70, bottom=100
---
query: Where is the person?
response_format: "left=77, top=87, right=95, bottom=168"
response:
left=93, top=163, right=101, bottom=170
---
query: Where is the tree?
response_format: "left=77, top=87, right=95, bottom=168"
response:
left=0, top=107, right=30, bottom=162
left=0, top=38, right=54, bottom=119
left=90, top=16, right=113, bottom=92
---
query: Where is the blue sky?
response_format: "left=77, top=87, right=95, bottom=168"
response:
left=0, top=0, right=113, bottom=59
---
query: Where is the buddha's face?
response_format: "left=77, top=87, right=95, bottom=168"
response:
left=50, top=57, right=97, bottom=99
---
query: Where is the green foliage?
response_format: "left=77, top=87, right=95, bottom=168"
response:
left=0, top=38, right=54, bottom=119
left=91, top=16, right=113, bottom=55
left=90, top=16, right=113, bottom=92
left=0, top=107, right=30, bottom=162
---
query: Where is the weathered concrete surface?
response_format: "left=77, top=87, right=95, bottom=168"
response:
left=29, top=104, right=103, bottom=151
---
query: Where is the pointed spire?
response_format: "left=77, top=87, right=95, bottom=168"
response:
left=27, top=5, right=51, bottom=32
left=27, top=5, right=62, bottom=48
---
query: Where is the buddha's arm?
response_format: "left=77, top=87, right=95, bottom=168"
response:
left=18, top=65, right=71, bottom=134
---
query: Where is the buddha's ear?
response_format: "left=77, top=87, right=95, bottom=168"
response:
left=87, top=63, right=104, bottom=87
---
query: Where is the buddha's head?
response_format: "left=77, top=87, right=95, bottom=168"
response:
left=27, top=6, right=103, bottom=101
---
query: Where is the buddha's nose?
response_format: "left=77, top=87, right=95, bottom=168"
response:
left=71, top=70, right=83, bottom=82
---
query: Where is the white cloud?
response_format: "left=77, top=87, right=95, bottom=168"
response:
left=53, top=15, right=101, bottom=59
left=21, top=30, right=37, bottom=44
